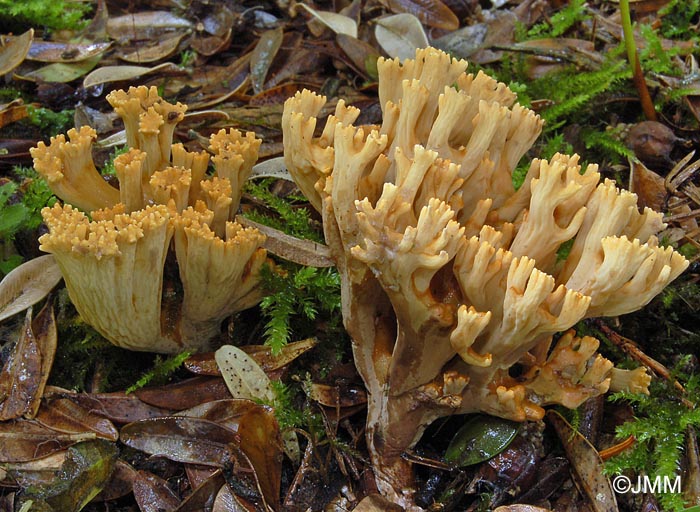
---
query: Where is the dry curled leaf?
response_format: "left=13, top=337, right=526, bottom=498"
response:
left=134, top=376, right=230, bottom=411
left=60, top=391, right=172, bottom=424
left=118, top=33, right=184, bottom=64
left=236, top=405, right=282, bottom=509
left=0, top=255, right=62, bottom=323
left=29, top=302, right=57, bottom=419
left=0, top=29, right=33, bottom=76
left=82, top=62, right=183, bottom=89
left=297, top=4, right=358, bottom=38
left=375, top=14, right=428, bottom=60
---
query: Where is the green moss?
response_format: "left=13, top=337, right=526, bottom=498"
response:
left=607, top=362, right=700, bottom=511
left=260, top=264, right=341, bottom=354
left=26, top=106, right=75, bottom=138
left=244, top=178, right=323, bottom=243
left=0, top=0, right=91, bottom=32
left=125, top=351, right=193, bottom=393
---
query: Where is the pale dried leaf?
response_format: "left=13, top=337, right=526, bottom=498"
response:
left=297, top=4, right=358, bottom=38
left=215, top=346, right=300, bottom=463
left=27, top=41, right=111, bottom=63
left=118, top=34, right=184, bottom=63
left=375, top=14, right=428, bottom=60
left=107, top=12, right=193, bottom=39
left=236, top=217, right=333, bottom=267
left=215, top=345, right=275, bottom=402
left=0, top=255, right=62, bottom=323
left=250, top=156, right=292, bottom=180
left=82, top=62, right=182, bottom=89
left=0, top=29, right=33, bottom=75
left=250, top=27, right=284, bottom=94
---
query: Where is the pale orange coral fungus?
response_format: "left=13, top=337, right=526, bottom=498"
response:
left=282, top=47, right=688, bottom=508
left=32, top=86, right=267, bottom=353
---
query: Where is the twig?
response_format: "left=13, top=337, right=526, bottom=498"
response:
left=595, top=320, right=694, bottom=408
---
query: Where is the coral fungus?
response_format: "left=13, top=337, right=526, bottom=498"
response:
left=282, top=47, right=688, bottom=507
left=32, top=86, right=266, bottom=353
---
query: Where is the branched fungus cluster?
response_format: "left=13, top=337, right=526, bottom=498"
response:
left=282, top=48, right=688, bottom=507
left=32, top=86, right=267, bottom=353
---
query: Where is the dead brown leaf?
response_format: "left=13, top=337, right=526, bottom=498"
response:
left=0, top=419, right=96, bottom=462
left=175, top=469, right=226, bottom=511
left=133, top=470, right=181, bottom=512
left=134, top=376, right=230, bottom=411
left=382, top=0, right=459, bottom=30
left=106, top=11, right=193, bottom=40
left=235, top=404, right=282, bottom=509
left=336, top=34, right=381, bottom=80
left=629, top=158, right=667, bottom=211
left=0, top=309, right=42, bottom=421
left=59, top=391, right=172, bottom=424
left=547, top=410, right=618, bottom=512
left=120, top=416, right=240, bottom=467
left=353, top=494, right=404, bottom=511
left=0, top=99, right=29, bottom=129
left=96, top=460, right=138, bottom=501
left=34, top=398, right=118, bottom=441
left=118, top=33, right=184, bottom=64
left=307, top=383, right=367, bottom=407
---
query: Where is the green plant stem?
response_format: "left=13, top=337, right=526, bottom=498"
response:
left=619, top=0, right=658, bottom=121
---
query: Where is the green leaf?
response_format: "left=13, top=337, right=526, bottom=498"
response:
left=444, top=414, right=520, bottom=467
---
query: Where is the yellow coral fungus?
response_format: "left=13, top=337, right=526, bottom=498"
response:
left=282, top=47, right=689, bottom=508
left=33, top=86, right=267, bottom=353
